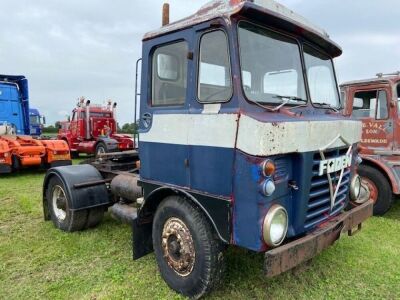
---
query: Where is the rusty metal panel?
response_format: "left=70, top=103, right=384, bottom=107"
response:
left=264, top=200, right=373, bottom=278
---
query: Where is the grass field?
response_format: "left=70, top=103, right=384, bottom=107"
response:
left=1, top=162, right=399, bottom=299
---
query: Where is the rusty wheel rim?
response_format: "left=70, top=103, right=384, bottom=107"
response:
left=161, top=217, right=195, bottom=277
left=355, top=177, right=378, bottom=205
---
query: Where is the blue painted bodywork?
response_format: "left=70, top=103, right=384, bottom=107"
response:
left=29, top=108, right=42, bottom=137
left=0, top=75, right=29, bottom=135
left=137, top=12, right=357, bottom=252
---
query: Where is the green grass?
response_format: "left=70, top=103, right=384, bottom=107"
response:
left=1, top=164, right=399, bottom=299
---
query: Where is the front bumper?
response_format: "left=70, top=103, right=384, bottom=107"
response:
left=264, top=200, right=373, bottom=277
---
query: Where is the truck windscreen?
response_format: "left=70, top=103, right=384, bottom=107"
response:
left=303, top=45, right=340, bottom=108
left=238, top=21, right=307, bottom=105
left=30, top=115, right=40, bottom=125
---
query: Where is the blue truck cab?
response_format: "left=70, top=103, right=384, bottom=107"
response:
left=42, top=1, right=373, bottom=298
left=0, top=75, right=29, bottom=135
left=29, top=108, right=45, bottom=137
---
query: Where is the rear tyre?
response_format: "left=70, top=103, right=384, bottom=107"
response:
left=152, top=196, right=225, bottom=299
left=358, top=165, right=393, bottom=216
left=95, top=142, right=107, bottom=157
left=70, top=151, right=80, bottom=159
left=46, top=176, right=87, bottom=231
left=86, top=207, right=105, bottom=228
left=11, top=155, right=20, bottom=172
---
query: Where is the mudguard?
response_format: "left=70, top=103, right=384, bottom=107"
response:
left=42, top=164, right=111, bottom=220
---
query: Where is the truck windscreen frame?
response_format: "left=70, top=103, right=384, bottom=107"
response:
left=238, top=21, right=307, bottom=105
left=303, top=44, right=340, bottom=108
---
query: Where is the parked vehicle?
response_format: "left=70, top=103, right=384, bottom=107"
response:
left=57, top=97, right=134, bottom=157
left=29, top=108, right=45, bottom=137
left=0, top=75, right=29, bottom=135
left=0, top=75, right=71, bottom=173
left=341, top=71, right=400, bottom=215
left=43, top=1, right=372, bottom=298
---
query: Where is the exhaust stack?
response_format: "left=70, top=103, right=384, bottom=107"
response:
left=162, top=3, right=170, bottom=26
left=85, top=100, right=91, bottom=140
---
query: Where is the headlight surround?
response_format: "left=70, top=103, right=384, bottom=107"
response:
left=350, top=174, right=362, bottom=200
left=263, top=205, right=288, bottom=247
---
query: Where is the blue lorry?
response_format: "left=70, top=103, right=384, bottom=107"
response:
left=0, top=75, right=29, bottom=135
left=42, top=1, right=373, bottom=298
left=29, top=107, right=45, bottom=137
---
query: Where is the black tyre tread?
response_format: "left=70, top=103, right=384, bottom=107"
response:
left=46, top=176, right=88, bottom=232
left=70, top=151, right=79, bottom=159
left=359, top=164, right=393, bottom=216
left=12, top=155, right=20, bottom=171
left=153, top=196, right=224, bottom=299
left=85, top=207, right=104, bottom=229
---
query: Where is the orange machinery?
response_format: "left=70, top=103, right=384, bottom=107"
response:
left=0, top=132, right=71, bottom=174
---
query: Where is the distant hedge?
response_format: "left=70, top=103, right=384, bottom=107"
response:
left=42, top=126, right=58, bottom=134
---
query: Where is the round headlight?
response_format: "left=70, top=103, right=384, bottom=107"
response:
left=350, top=175, right=362, bottom=200
left=262, top=179, right=276, bottom=196
left=263, top=205, right=288, bottom=247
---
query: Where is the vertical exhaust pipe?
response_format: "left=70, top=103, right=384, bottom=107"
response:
left=162, top=3, right=170, bottom=26
left=86, top=100, right=91, bottom=140
left=113, top=102, right=117, bottom=133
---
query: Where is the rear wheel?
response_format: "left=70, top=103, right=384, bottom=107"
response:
left=357, top=165, right=393, bottom=216
left=152, top=196, right=225, bottom=299
left=46, top=176, right=104, bottom=231
left=70, top=151, right=80, bottom=159
left=11, top=155, right=20, bottom=172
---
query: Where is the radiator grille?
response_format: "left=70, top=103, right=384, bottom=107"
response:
left=305, top=148, right=351, bottom=229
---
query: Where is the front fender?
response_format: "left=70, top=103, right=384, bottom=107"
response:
left=138, top=183, right=231, bottom=243
left=361, top=155, right=399, bottom=194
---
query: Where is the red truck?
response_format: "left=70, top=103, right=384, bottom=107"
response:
left=58, top=97, right=134, bottom=157
left=341, top=72, right=400, bottom=215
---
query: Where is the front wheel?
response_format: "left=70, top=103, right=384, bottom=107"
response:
left=357, top=165, right=393, bottom=216
left=152, top=196, right=225, bottom=299
left=95, top=142, right=107, bottom=157
left=46, top=176, right=104, bottom=231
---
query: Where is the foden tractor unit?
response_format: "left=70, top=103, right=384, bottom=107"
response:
left=43, top=1, right=372, bottom=298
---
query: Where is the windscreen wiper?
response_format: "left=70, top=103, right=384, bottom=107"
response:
left=313, top=102, right=339, bottom=112
left=272, top=95, right=307, bottom=111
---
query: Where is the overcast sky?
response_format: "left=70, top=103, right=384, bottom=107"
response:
left=1, top=0, right=399, bottom=125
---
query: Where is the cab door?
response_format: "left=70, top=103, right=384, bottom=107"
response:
left=350, top=85, right=393, bottom=152
left=138, top=33, right=191, bottom=187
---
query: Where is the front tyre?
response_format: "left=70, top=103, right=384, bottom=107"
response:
left=357, top=165, right=393, bottom=216
left=152, top=196, right=225, bottom=299
left=95, top=142, right=107, bottom=157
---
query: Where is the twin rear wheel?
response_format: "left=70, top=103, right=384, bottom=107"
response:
left=152, top=196, right=225, bottom=299
left=46, top=176, right=104, bottom=231
left=356, top=165, right=393, bottom=216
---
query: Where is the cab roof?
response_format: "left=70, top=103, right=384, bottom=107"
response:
left=341, top=74, right=400, bottom=88
left=143, top=0, right=342, bottom=57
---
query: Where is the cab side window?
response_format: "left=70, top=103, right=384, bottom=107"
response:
left=198, top=30, right=232, bottom=102
left=152, top=41, right=188, bottom=106
left=352, top=90, right=388, bottom=120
